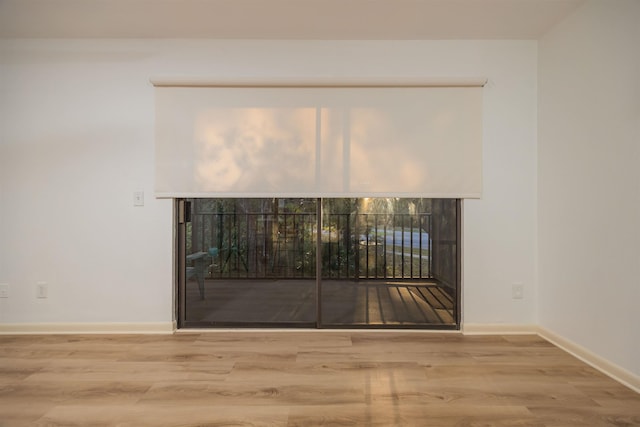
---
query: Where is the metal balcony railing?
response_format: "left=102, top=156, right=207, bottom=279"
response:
left=188, top=212, right=431, bottom=280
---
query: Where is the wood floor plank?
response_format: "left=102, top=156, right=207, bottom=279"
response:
left=0, top=332, right=638, bottom=427
left=22, top=359, right=233, bottom=382
left=0, top=381, right=151, bottom=406
left=528, top=405, right=640, bottom=427
left=35, top=404, right=290, bottom=427
left=0, top=402, right=55, bottom=427
left=0, top=358, right=48, bottom=383
left=138, top=380, right=366, bottom=406
left=288, top=404, right=538, bottom=427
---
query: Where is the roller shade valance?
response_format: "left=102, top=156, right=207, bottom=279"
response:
left=154, top=80, right=484, bottom=198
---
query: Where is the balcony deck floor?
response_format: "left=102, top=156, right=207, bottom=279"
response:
left=184, top=279, right=455, bottom=327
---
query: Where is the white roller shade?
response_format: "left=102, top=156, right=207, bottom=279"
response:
left=154, top=80, right=484, bottom=198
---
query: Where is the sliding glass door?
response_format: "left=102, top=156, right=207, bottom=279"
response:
left=177, top=198, right=459, bottom=329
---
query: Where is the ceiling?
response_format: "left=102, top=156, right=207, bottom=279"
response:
left=0, top=0, right=584, bottom=40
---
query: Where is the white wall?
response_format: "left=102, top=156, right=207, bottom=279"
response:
left=538, top=0, right=640, bottom=376
left=0, top=42, right=174, bottom=323
left=0, top=40, right=538, bottom=327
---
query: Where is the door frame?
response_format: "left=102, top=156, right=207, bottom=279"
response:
left=175, top=198, right=462, bottom=330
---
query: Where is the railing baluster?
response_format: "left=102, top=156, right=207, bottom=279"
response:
left=428, top=214, right=432, bottom=278
left=410, top=215, right=414, bottom=279
left=383, top=220, right=387, bottom=279
left=392, top=214, right=396, bottom=279
left=419, top=214, right=423, bottom=278
left=328, top=213, right=333, bottom=277
left=401, top=215, right=405, bottom=278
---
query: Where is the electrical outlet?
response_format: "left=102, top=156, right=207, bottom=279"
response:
left=512, top=283, right=524, bottom=299
left=37, top=282, right=48, bottom=299
left=0, top=283, right=8, bottom=298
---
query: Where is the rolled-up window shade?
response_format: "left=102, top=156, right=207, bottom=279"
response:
left=154, top=81, right=483, bottom=198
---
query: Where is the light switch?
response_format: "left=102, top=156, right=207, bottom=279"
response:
left=133, top=191, right=144, bottom=207
left=37, top=282, right=48, bottom=299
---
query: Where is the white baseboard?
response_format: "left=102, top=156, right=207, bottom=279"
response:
left=537, top=326, right=639, bottom=394
left=462, top=323, right=538, bottom=335
left=0, top=322, right=176, bottom=335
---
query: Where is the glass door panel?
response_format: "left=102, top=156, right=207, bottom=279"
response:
left=180, top=198, right=317, bottom=327
left=320, top=198, right=458, bottom=328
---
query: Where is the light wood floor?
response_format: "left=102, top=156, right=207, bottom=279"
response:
left=1, top=332, right=638, bottom=426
